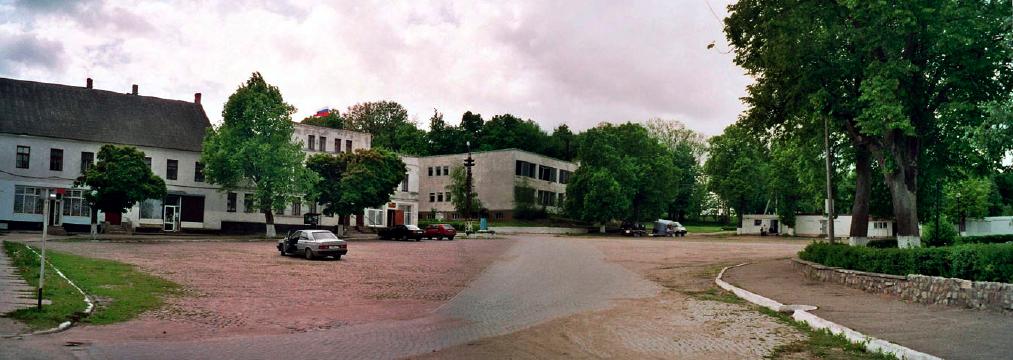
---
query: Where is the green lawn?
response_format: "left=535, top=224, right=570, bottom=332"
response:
left=2, top=241, right=179, bottom=330
left=684, top=225, right=731, bottom=233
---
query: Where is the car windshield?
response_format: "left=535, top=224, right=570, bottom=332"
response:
left=312, top=232, right=338, bottom=240
left=405, top=225, right=421, bottom=230
left=673, top=222, right=683, bottom=227
left=443, top=225, right=454, bottom=230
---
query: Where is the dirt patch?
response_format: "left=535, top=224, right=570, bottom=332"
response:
left=419, top=236, right=809, bottom=359
left=37, top=237, right=513, bottom=340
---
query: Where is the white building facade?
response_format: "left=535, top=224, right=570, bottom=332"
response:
left=739, top=214, right=894, bottom=238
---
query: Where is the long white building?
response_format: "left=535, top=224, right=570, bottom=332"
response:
left=0, top=77, right=417, bottom=234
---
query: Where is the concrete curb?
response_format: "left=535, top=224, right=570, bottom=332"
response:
left=1, top=245, right=95, bottom=338
left=715, top=263, right=942, bottom=360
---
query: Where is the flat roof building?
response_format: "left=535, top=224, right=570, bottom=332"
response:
left=418, top=149, right=577, bottom=221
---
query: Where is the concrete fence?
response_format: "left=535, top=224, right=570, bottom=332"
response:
left=793, top=259, right=1013, bottom=314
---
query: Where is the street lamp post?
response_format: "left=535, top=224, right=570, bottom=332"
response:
left=38, top=189, right=53, bottom=310
left=464, top=141, right=475, bottom=233
left=824, top=116, right=836, bottom=244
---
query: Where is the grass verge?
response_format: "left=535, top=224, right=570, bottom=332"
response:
left=684, top=225, right=728, bottom=233
left=3, top=240, right=179, bottom=330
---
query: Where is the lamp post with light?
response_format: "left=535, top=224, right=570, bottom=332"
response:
left=464, top=141, right=475, bottom=233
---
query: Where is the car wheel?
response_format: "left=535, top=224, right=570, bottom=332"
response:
left=334, top=254, right=341, bottom=260
left=304, top=248, right=314, bottom=260
left=448, top=236, right=454, bottom=241
left=415, top=237, right=421, bottom=242
left=280, top=248, right=285, bottom=256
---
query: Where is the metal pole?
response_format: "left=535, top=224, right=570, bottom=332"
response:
left=465, top=143, right=473, bottom=232
left=824, top=116, right=835, bottom=244
left=38, top=189, right=49, bottom=310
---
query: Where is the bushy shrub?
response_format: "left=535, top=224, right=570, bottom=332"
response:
left=514, top=206, right=548, bottom=220
left=956, top=234, right=1013, bottom=245
left=798, top=242, right=1013, bottom=283
left=922, top=217, right=958, bottom=247
left=865, top=239, right=897, bottom=248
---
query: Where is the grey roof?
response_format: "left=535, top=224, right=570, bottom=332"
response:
left=0, top=77, right=210, bottom=152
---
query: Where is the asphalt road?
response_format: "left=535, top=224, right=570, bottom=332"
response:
left=64, top=236, right=659, bottom=360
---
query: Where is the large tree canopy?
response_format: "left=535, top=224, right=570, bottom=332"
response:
left=345, top=101, right=428, bottom=155
left=75, top=144, right=166, bottom=215
left=703, top=123, right=769, bottom=225
left=201, top=72, right=318, bottom=237
left=725, top=0, right=1013, bottom=244
left=306, top=148, right=406, bottom=217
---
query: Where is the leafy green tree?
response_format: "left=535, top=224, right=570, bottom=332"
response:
left=567, top=123, right=678, bottom=223
left=426, top=110, right=466, bottom=155
left=447, top=165, right=482, bottom=218
left=645, top=119, right=708, bottom=221
left=75, top=144, right=167, bottom=235
left=305, top=148, right=406, bottom=219
left=564, top=168, right=629, bottom=232
left=344, top=101, right=429, bottom=155
left=703, top=123, right=769, bottom=226
left=944, top=178, right=994, bottom=232
left=459, top=111, right=484, bottom=145
left=479, top=114, right=550, bottom=154
left=546, top=124, right=577, bottom=161
left=201, top=72, right=319, bottom=237
left=726, top=0, right=1013, bottom=244
left=300, top=111, right=344, bottom=129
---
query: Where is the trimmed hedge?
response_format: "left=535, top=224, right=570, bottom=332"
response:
left=417, top=220, right=467, bottom=230
left=799, top=242, right=1013, bottom=283
left=956, top=234, right=1013, bottom=245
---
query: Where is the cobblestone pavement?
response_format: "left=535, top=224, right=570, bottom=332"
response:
left=3, top=235, right=813, bottom=359
left=725, top=258, right=1013, bottom=360
left=0, top=244, right=39, bottom=314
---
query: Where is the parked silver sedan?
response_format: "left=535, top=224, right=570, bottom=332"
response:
left=278, top=230, right=348, bottom=260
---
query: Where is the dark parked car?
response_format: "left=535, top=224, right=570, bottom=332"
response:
left=620, top=222, right=648, bottom=237
left=423, top=224, right=457, bottom=240
left=378, top=224, right=424, bottom=241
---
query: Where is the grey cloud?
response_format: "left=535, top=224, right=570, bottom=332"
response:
left=0, top=33, right=65, bottom=71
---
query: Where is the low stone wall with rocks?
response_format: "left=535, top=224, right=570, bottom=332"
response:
left=792, top=258, right=1013, bottom=314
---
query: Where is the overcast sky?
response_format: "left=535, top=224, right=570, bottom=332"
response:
left=0, top=0, right=749, bottom=136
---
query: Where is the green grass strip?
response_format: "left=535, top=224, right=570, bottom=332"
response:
left=3, top=241, right=179, bottom=329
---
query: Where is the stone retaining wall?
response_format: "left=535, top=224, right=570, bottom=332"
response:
left=792, top=258, right=1013, bottom=314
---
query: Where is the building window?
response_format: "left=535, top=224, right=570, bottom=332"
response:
left=194, top=162, right=205, bottom=182
left=319, top=136, right=327, bottom=152
left=13, top=185, right=43, bottom=214
left=495, top=212, right=504, bottom=219
left=445, top=192, right=451, bottom=202
left=558, top=193, right=565, bottom=206
left=366, top=208, right=383, bottom=226
left=559, top=170, right=572, bottom=184
left=754, top=219, right=762, bottom=226
left=144, top=157, right=152, bottom=168
left=227, top=192, right=237, bottom=212
left=335, top=138, right=341, bottom=153
left=437, top=192, right=444, bottom=202
left=515, top=160, right=536, bottom=178
left=139, top=198, right=163, bottom=219
left=346, top=140, right=352, bottom=153
left=243, top=193, right=256, bottom=213
left=442, top=165, right=449, bottom=175
left=428, top=167, right=433, bottom=176
left=62, top=190, right=91, bottom=217
left=291, top=200, right=301, bottom=216
left=537, top=190, right=556, bottom=206
left=15, top=146, right=30, bottom=169
left=166, top=159, right=178, bottom=180
left=401, top=173, right=409, bottom=192
left=538, top=165, right=557, bottom=182
left=308, top=135, right=316, bottom=150
left=429, top=193, right=435, bottom=202
left=434, top=166, right=441, bottom=176
left=81, top=152, right=94, bottom=174
left=874, top=222, right=887, bottom=229
left=50, top=148, right=63, bottom=171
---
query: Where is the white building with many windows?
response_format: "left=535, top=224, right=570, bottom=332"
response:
left=0, top=77, right=415, bottom=234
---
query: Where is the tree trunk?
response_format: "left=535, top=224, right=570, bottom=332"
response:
left=880, top=133, right=920, bottom=247
left=265, top=209, right=276, bottom=238
left=90, top=206, right=98, bottom=239
left=848, top=146, right=872, bottom=246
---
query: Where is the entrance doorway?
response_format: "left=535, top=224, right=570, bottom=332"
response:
left=386, top=209, right=396, bottom=227
left=106, top=211, right=122, bottom=225
left=769, top=220, right=779, bottom=234
left=164, top=206, right=179, bottom=232
left=48, top=199, right=62, bottom=226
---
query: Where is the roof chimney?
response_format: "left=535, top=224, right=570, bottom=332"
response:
left=194, top=92, right=202, bottom=104
left=131, top=84, right=138, bottom=95
left=86, top=78, right=93, bottom=89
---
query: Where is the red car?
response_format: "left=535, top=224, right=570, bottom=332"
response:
left=423, top=224, right=457, bottom=240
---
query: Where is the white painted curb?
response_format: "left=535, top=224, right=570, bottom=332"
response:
left=1, top=244, right=95, bottom=338
left=715, top=263, right=942, bottom=360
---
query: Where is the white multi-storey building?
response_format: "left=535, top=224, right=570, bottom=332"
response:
left=0, top=77, right=417, bottom=234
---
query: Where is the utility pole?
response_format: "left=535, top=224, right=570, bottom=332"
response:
left=824, top=116, right=836, bottom=244
left=464, top=141, right=475, bottom=233
left=38, top=189, right=50, bottom=310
